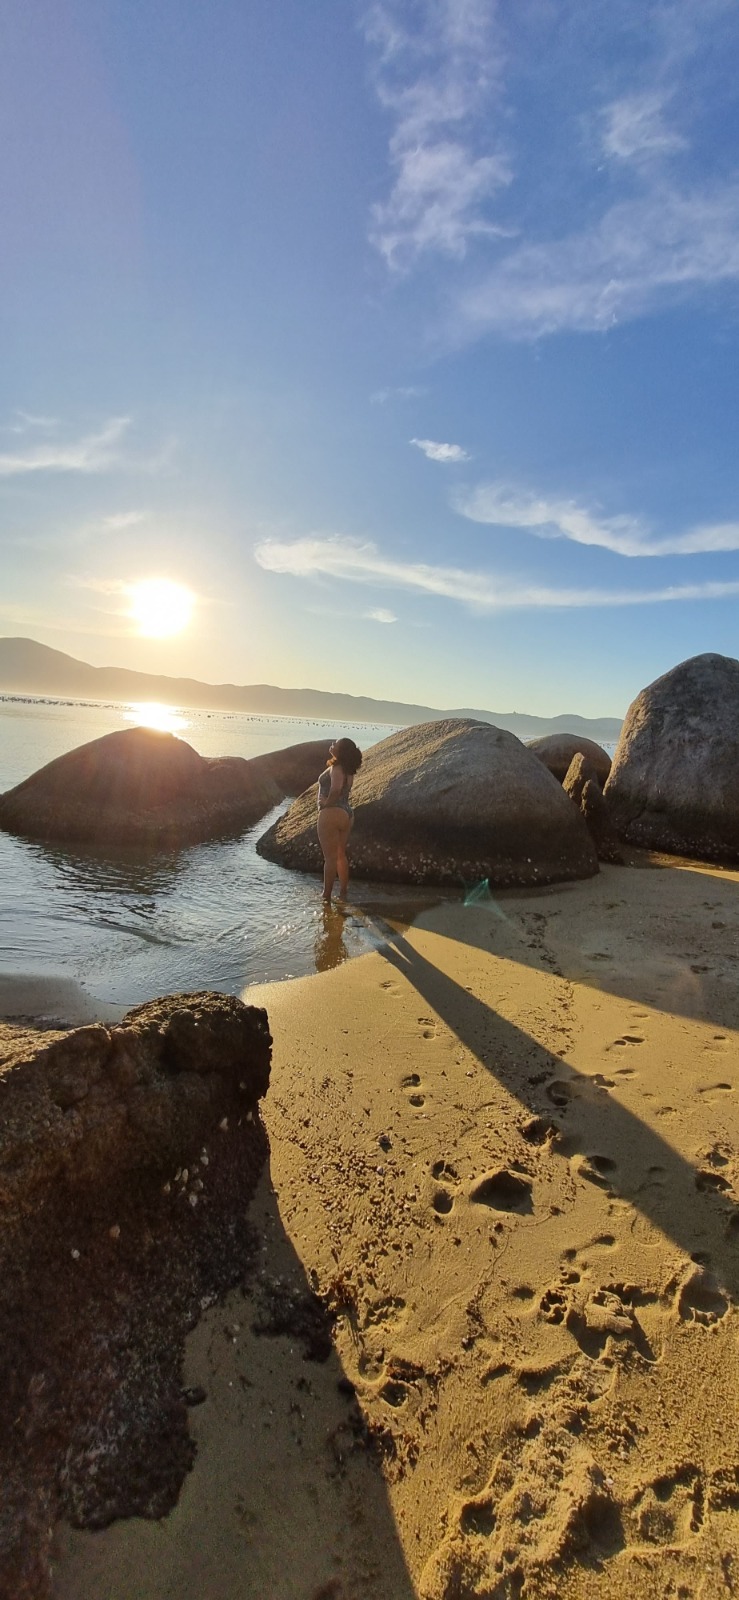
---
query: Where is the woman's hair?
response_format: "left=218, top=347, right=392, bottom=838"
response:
left=328, top=737, right=363, bottom=776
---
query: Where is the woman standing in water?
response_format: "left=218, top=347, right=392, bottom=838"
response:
left=316, top=737, right=362, bottom=904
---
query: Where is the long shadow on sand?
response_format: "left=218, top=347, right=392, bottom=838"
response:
left=53, top=1169, right=416, bottom=1600
left=481, top=858, right=739, bottom=1034
left=380, top=923, right=739, bottom=1309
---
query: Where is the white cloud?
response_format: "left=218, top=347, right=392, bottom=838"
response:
left=457, top=183, right=739, bottom=338
left=411, top=437, right=470, bottom=463
left=370, top=385, right=427, bottom=404
left=365, top=607, right=398, bottom=623
left=102, top=510, right=147, bottom=530
left=0, top=417, right=130, bottom=477
left=601, top=91, right=687, bottom=164
left=457, top=481, right=739, bottom=557
left=254, top=533, right=739, bottom=610
left=365, top=1, right=511, bottom=267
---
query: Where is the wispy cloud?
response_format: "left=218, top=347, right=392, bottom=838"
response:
left=365, top=606, right=398, bottom=623
left=457, top=183, right=739, bottom=338
left=364, top=0, right=511, bottom=267
left=370, top=385, right=427, bottom=404
left=457, top=482, right=739, bottom=557
left=0, top=417, right=130, bottom=477
left=601, top=91, right=686, bottom=164
left=101, top=510, right=148, bottom=531
left=411, top=437, right=470, bottom=463
left=254, top=533, right=739, bottom=610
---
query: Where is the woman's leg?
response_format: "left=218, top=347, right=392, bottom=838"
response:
left=317, top=812, right=340, bottom=902
left=336, top=815, right=352, bottom=899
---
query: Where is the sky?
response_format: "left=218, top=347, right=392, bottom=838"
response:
left=2, top=0, right=739, bottom=717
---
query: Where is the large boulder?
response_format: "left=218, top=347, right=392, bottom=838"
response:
left=527, top=733, right=612, bottom=786
left=248, top=737, right=333, bottom=797
left=257, top=718, right=598, bottom=887
left=0, top=725, right=281, bottom=848
left=0, top=992, right=272, bottom=1599
left=563, top=754, right=624, bottom=865
left=604, top=653, right=739, bottom=862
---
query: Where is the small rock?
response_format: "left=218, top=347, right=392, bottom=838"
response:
left=183, top=1386, right=207, bottom=1408
left=109, top=1224, right=121, bottom=1240
left=188, top=1193, right=198, bottom=1207
left=219, top=1117, right=229, bottom=1132
left=71, top=1249, right=80, bottom=1260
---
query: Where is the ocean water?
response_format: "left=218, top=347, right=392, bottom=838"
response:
left=0, top=695, right=425, bottom=1010
left=0, top=696, right=619, bottom=1014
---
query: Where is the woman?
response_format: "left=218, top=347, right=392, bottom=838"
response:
left=316, top=737, right=362, bottom=904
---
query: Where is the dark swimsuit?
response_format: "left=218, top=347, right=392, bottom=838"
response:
left=317, top=767, right=353, bottom=816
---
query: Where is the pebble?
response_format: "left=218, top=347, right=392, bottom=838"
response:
left=219, top=1117, right=229, bottom=1132
left=71, top=1249, right=80, bottom=1260
left=109, top=1224, right=120, bottom=1240
left=162, top=1182, right=171, bottom=1194
left=181, top=1168, right=189, bottom=1183
left=188, top=1193, right=198, bottom=1207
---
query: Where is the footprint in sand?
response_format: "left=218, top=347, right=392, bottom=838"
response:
left=418, top=1015, right=438, bottom=1040
left=676, top=1267, right=729, bottom=1326
left=380, top=979, right=401, bottom=995
left=363, top=1294, right=407, bottom=1331
left=695, top=1168, right=732, bottom=1195
left=400, top=1071, right=427, bottom=1108
left=697, top=1081, right=734, bottom=1102
left=545, top=1078, right=580, bottom=1110
left=576, top=1154, right=617, bottom=1190
left=607, top=1035, right=645, bottom=1051
left=520, top=1115, right=558, bottom=1145
left=539, top=1286, right=568, bottom=1324
left=632, top=1466, right=704, bottom=1543
left=458, top=1496, right=496, bottom=1536
left=470, top=1168, right=533, bottom=1213
left=703, top=1034, right=730, bottom=1054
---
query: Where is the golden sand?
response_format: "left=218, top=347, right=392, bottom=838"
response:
left=52, top=858, right=739, bottom=1598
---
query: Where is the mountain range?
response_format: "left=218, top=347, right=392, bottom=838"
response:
left=0, top=638, right=623, bottom=742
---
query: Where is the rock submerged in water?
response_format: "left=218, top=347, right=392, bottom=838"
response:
left=257, top=718, right=598, bottom=887
left=604, top=653, right=739, bottom=862
left=0, top=725, right=281, bottom=848
left=527, top=734, right=612, bottom=787
left=0, top=992, right=272, bottom=1600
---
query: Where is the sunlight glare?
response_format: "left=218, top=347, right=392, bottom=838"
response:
left=129, top=578, right=195, bottom=638
left=123, top=702, right=190, bottom=733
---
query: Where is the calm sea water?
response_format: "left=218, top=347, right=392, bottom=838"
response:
left=0, top=697, right=619, bottom=1015
left=0, top=695, right=428, bottom=1011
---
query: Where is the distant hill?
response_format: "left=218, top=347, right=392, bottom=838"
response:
left=0, top=637, right=623, bottom=743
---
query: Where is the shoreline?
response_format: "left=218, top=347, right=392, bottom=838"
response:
left=47, top=855, right=739, bottom=1598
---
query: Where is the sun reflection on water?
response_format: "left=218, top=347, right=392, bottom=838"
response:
left=123, top=702, right=190, bottom=734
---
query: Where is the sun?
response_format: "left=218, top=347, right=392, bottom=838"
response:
left=128, top=578, right=195, bottom=638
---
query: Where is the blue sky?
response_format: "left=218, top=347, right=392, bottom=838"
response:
left=2, top=0, right=739, bottom=716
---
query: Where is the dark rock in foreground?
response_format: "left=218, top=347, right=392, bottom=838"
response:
left=563, top=754, right=624, bottom=865
left=0, top=726, right=281, bottom=848
left=257, top=719, right=598, bottom=887
left=248, top=737, right=333, bottom=797
left=0, top=992, right=272, bottom=1600
left=527, top=733, right=611, bottom=786
left=605, top=653, right=739, bottom=862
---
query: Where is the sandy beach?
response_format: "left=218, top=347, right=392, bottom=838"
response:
left=43, top=855, right=739, bottom=1598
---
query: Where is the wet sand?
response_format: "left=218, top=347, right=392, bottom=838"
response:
left=45, top=858, right=739, bottom=1596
